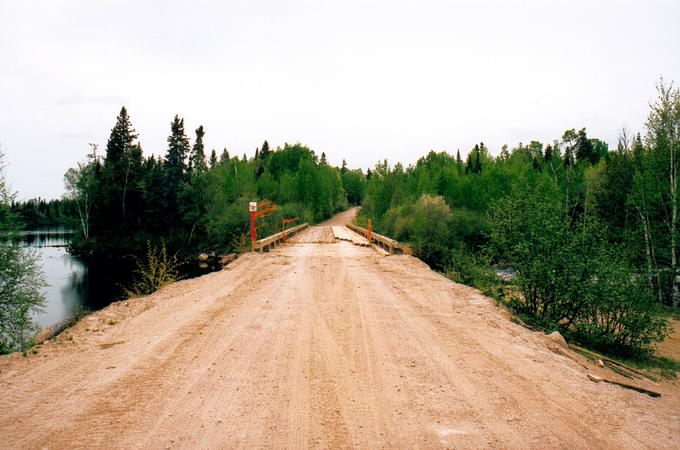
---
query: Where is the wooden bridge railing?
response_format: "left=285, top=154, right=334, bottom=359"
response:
left=346, top=223, right=412, bottom=255
left=253, top=223, right=308, bottom=252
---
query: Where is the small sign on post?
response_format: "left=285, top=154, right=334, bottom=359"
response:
left=249, top=201, right=277, bottom=252
left=250, top=203, right=257, bottom=252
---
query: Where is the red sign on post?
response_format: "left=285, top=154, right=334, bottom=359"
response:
left=250, top=201, right=277, bottom=251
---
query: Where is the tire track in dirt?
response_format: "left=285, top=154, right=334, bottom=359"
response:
left=1, top=209, right=679, bottom=448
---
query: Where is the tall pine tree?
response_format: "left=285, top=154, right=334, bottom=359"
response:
left=95, top=106, right=142, bottom=238
left=164, top=115, right=189, bottom=229
left=260, top=140, right=270, bottom=160
left=189, top=125, right=207, bottom=174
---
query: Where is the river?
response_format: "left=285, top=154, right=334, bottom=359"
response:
left=15, top=230, right=88, bottom=329
left=19, top=230, right=215, bottom=331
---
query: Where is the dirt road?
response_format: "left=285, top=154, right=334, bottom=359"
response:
left=1, top=208, right=679, bottom=448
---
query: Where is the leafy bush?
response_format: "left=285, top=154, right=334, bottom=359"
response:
left=124, top=242, right=183, bottom=298
left=411, top=194, right=454, bottom=269
left=489, top=183, right=669, bottom=353
left=447, top=244, right=498, bottom=297
left=0, top=242, right=46, bottom=353
left=1, top=149, right=46, bottom=353
left=573, top=260, right=669, bottom=352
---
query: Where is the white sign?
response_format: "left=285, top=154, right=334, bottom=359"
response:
left=249, top=202, right=257, bottom=212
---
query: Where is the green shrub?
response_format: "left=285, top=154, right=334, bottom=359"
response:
left=124, top=242, right=183, bottom=298
left=572, top=260, right=670, bottom=353
left=489, top=183, right=670, bottom=353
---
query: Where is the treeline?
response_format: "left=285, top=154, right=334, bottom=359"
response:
left=10, top=198, right=77, bottom=230
left=360, top=80, right=680, bottom=355
left=65, top=107, right=366, bottom=259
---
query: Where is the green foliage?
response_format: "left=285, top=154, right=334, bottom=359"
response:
left=0, top=242, right=46, bottom=353
left=358, top=83, right=680, bottom=355
left=0, top=150, right=47, bottom=353
left=10, top=197, right=77, bottom=230
left=124, top=242, right=183, bottom=298
left=68, top=113, right=354, bottom=262
left=342, top=169, right=366, bottom=205
left=488, top=184, right=669, bottom=353
left=410, top=194, right=454, bottom=268
left=447, top=244, right=497, bottom=297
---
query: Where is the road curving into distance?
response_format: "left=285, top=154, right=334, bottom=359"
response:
left=1, top=207, right=678, bottom=448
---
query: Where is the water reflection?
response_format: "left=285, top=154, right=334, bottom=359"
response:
left=35, top=243, right=86, bottom=328
left=11, top=229, right=74, bottom=247
left=14, top=230, right=215, bottom=330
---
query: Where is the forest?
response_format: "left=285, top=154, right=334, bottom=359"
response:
left=358, top=80, right=679, bottom=356
left=3, top=79, right=677, bottom=358
left=62, top=107, right=365, bottom=260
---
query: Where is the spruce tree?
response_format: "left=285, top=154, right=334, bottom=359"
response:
left=164, top=115, right=190, bottom=226
left=96, top=106, right=142, bottom=233
left=209, top=149, right=218, bottom=168
left=189, top=125, right=207, bottom=174
left=220, top=148, right=230, bottom=165
left=544, top=144, right=553, bottom=161
left=260, top=140, right=270, bottom=159
left=465, top=144, right=482, bottom=174
left=575, top=127, right=597, bottom=165
left=105, top=106, right=137, bottom=165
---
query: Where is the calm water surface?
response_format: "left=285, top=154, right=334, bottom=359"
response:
left=21, top=230, right=214, bottom=330
left=17, top=230, right=87, bottom=329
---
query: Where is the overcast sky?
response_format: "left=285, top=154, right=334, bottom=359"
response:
left=1, top=0, right=679, bottom=200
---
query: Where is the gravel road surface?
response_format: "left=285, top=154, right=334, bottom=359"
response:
left=1, top=208, right=678, bottom=448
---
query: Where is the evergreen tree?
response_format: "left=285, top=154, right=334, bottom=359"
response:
left=544, top=144, right=553, bottom=161
left=220, top=148, right=230, bottom=165
left=209, top=149, right=218, bottom=168
left=164, top=115, right=190, bottom=228
left=260, top=140, right=271, bottom=159
left=575, top=127, right=597, bottom=164
left=104, top=106, right=137, bottom=165
left=465, top=144, right=482, bottom=174
left=95, top=106, right=142, bottom=236
left=189, top=125, right=207, bottom=174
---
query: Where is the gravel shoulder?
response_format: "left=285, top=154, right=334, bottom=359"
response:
left=1, top=209, right=679, bottom=448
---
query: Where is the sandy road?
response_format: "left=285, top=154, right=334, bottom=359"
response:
left=1, top=208, right=679, bottom=448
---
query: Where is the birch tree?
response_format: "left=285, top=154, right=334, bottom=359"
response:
left=63, top=143, right=98, bottom=240
left=645, top=79, right=680, bottom=306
